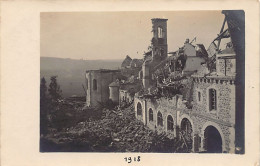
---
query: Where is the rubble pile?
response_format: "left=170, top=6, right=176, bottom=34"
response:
left=47, top=98, right=103, bottom=132
left=60, top=97, right=86, bottom=110
left=42, top=103, right=190, bottom=152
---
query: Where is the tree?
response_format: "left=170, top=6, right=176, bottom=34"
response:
left=40, top=77, right=49, bottom=136
left=40, top=77, right=47, bottom=103
left=48, top=76, right=62, bottom=102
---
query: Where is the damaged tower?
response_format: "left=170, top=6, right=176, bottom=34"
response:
left=143, top=18, right=168, bottom=89
left=151, top=18, right=168, bottom=61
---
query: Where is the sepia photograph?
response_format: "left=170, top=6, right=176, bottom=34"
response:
left=2, top=0, right=260, bottom=165
left=40, top=10, right=245, bottom=154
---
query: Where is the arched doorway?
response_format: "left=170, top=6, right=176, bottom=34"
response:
left=204, top=126, right=222, bottom=153
left=137, top=102, right=142, bottom=116
left=180, top=118, right=193, bottom=149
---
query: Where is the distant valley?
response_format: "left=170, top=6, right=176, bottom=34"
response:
left=40, top=57, right=122, bottom=97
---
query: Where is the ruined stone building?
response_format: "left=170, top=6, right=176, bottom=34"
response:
left=85, top=10, right=244, bottom=154
left=109, top=55, right=143, bottom=106
left=85, top=56, right=142, bottom=107
left=85, top=56, right=142, bottom=108
left=85, top=69, right=121, bottom=107
left=118, top=81, right=142, bottom=106
left=134, top=11, right=244, bottom=153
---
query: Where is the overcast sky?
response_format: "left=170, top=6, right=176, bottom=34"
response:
left=41, top=11, right=227, bottom=60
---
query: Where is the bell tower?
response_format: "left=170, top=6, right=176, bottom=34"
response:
left=151, top=18, right=168, bottom=62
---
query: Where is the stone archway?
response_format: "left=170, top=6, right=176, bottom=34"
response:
left=201, top=121, right=226, bottom=153
left=179, top=114, right=194, bottom=129
left=204, top=125, right=222, bottom=153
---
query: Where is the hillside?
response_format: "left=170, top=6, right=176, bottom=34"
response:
left=40, top=57, right=122, bottom=97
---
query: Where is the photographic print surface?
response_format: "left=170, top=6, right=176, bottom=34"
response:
left=40, top=10, right=245, bottom=153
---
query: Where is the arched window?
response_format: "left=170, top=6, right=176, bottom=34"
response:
left=157, top=111, right=163, bottom=126
left=158, top=27, right=163, bottom=38
left=209, top=88, right=217, bottom=111
left=180, top=118, right=193, bottom=148
left=181, top=118, right=192, bottom=134
left=93, top=79, right=97, bottom=90
left=137, top=102, right=142, bottom=116
left=167, top=115, right=174, bottom=131
left=149, top=108, right=153, bottom=121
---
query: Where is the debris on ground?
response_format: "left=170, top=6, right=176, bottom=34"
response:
left=41, top=100, right=190, bottom=152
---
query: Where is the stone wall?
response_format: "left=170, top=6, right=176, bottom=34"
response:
left=146, top=98, right=176, bottom=136
left=134, top=95, right=188, bottom=138
left=192, top=78, right=235, bottom=124
left=134, top=76, right=236, bottom=153
left=109, top=86, right=119, bottom=103
left=191, top=77, right=236, bottom=153
left=86, top=70, right=120, bottom=107
left=86, top=71, right=102, bottom=107
left=216, top=57, right=236, bottom=77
